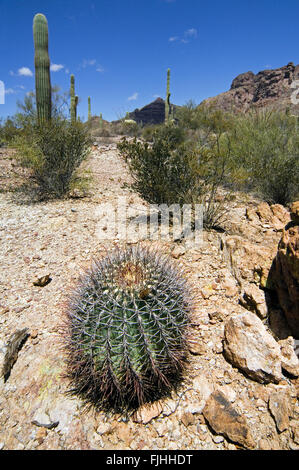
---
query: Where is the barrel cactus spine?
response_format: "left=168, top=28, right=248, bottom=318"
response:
left=33, top=13, right=52, bottom=123
left=64, top=245, right=192, bottom=413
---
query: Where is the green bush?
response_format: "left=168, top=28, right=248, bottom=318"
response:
left=117, top=126, right=231, bottom=228
left=13, top=117, right=91, bottom=199
left=0, top=117, right=20, bottom=145
left=230, top=110, right=299, bottom=205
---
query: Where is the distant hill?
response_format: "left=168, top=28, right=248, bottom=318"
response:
left=202, top=62, right=299, bottom=114
left=106, top=62, right=299, bottom=130
left=111, top=98, right=179, bottom=126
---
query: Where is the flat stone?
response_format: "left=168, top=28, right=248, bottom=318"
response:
left=202, top=390, right=255, bottom=449
left=268, top=390, right=290, bottom=433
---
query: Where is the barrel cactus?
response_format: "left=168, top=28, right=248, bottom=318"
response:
left=64, top=245, right=192, bottom=413
left=33, top=13, right=52, bottom=123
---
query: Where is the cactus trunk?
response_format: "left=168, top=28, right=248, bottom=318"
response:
left=70, top=75, right=77, bottom=123
left=88, top=96, right=91, bottom=120
left=33, top=14, right=52, bottom=123
left=165, top=68, right=171, bottom=124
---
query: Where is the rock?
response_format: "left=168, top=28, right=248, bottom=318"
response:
left=202, top=390, right=255, bottom=449
left=1, top=329, right=29, bottom=382
left=278, top=337, right=299, bottom=377
left=268, top=390, right=290, bottom=433
left=132, top=401, right=163, bottom=424
left=256, top=202, right=273, bottom=222
left=96, top=422, right=112, bottom=436
left=223, top=312, right=282, bottom=384
left=31, top=409, right=59, bottom=430
left=188, top=339, right=206, bottom=355
left=290, top=201, right=299, bottom=223
left=290, top=419, right=299, bottom=444
left=239, top=283, right=268, bottom=319
left=202, top=62, right=299, bottom=114
left=32, top=274, right=51, bottom=287
left=222, top=275, right=239, bottom=298
left=269, top=210, right=299, bottom=336
left=171, top=245, right=186, bottom=259
left=181, top=411, right=196, bottom=427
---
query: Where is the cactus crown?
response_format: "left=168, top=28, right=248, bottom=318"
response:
left=64, top=245, right=191, bottom=414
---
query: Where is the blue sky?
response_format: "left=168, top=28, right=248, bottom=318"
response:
left=1, top=0, right=299, bottom=122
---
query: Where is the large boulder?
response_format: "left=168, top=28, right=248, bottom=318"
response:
left=270, top=202, right=299, bottom=337
left=223, top=311, right=282, bottom=384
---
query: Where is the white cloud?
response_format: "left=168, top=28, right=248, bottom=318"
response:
left=5, top=88, right=16, bottom=95
left=128, top=92, right=139, bottom=101
left=18, top=67, right=33, bottom=77
left=82, top=59, right=96, bottom=68
left=50, top=64, right=64, bottom=72
left=169, top=27, right=198, bottom=44
left=185, top=28, right=198, bottom=38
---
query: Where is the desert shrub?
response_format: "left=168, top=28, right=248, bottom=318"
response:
left=230, top=110, right=299, bottom=205
left=176, top=101, right=234, bottom=135
left=13, top=116, right=91, bottom=199
left=0, top=117, right=20, bottom=145
left=117, top=126, right=232, bottom=228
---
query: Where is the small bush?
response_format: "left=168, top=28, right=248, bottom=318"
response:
left=117, top=126, right=231, bottom=228
left=13, top=117, right=91, bottom=199
left=230, top=110, right=299, bottom=205
left=0, top=117, right=20, bottom=145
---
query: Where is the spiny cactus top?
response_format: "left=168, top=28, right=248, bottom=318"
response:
left=64, top=245, right=192, bottom=413
left=33, top=13, right=52, bottom=123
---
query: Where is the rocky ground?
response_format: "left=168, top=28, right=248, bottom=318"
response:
left=0, top=139, right=298, bottom=451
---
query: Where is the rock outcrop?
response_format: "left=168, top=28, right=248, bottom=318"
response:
left=203, top=62, right=299, bottom=114
left=269, top=202, right=299, bottom=337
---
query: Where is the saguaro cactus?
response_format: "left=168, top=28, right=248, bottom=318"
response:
left=70, top=75, right=77, bottom=123
left=33, top=13, right=52, bottom=123
left=88, top=96, right=91, bottom=120
left=165, top=68, right=171, bottom=124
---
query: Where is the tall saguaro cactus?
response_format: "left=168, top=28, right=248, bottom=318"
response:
left=33, top=13, right=52, bottom=123
left=88, top=97, right=91, bottom=120
left=70, top=75, right=78, bottom=123
left=165, top=68, right=171, bottom=124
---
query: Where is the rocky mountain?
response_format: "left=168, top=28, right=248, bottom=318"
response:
left=127, top=97, right=168, bottom=125
left=202, top=62, right=299, bottom=114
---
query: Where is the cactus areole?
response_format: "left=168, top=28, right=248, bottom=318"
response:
left=33, top=14, right=52, bottom=123
left=65, top=245, right=191, bottom=413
